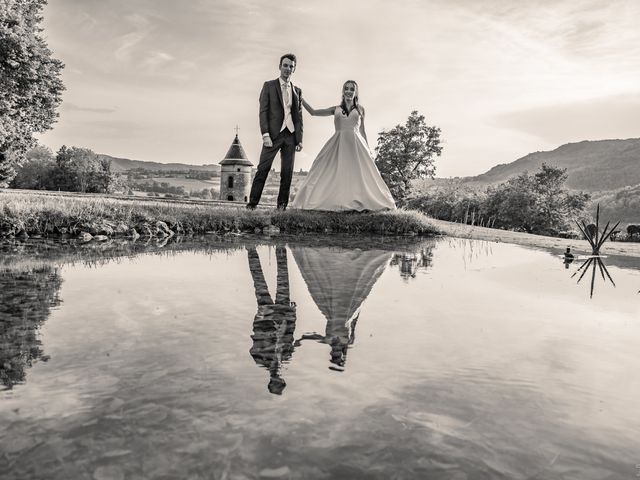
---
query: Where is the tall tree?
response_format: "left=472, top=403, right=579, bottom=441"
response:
left=375, top=111, right=443, bottom=205
left=0, top=0, right=64, bottom=185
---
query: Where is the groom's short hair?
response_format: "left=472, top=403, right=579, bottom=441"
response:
left=279, top=53, right=297, bottom=67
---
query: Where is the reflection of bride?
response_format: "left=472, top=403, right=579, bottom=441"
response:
left=291, top=246, right=391, bottom=371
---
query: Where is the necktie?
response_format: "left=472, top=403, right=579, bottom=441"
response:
left=281, top=82, right=295, bottom=132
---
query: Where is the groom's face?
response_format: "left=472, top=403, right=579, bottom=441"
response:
left=279, top=58, right=296, bottom=80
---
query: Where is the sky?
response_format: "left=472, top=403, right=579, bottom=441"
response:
left=37, top=0, right=640, bottom=177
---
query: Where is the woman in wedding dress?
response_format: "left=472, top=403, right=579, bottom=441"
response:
left=290, top=81, right=396, bottom=212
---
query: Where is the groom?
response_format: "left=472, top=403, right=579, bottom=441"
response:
left=247, top=53, right=303, bottom=210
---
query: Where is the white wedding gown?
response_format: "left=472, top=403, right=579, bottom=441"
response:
left=291, top=107, right=396, bottom=211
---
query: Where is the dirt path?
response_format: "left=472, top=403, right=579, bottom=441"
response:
left=429, top=218, right=640, bottom=258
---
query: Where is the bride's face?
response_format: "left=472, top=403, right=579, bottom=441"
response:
left=343, top=83, right=357, bottom=101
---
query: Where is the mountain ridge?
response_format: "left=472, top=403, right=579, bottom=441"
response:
left=98, top=154, right=222, bottom=173
left=459, top=138, right=640, bottom=192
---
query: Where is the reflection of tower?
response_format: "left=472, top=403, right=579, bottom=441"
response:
left=219, top=131, right=253, bottom=202
left=0, top=266, right=62, bottom=389
left=247, top=246, right=297, bottom=395
left=291, top=246, right=391, bottom=371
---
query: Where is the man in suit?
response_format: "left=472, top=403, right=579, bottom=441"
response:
left=247, top=53, right=303, bottom=210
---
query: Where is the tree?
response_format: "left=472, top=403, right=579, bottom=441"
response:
left=375, top=111, right=443, bottom=205
left=0, top=0, right=64, bottom=185
left=48, top=145, right=115, bottom=193
left=9, top=143, right=54, bottom=189
left=483, top=164, right=590, bottom=235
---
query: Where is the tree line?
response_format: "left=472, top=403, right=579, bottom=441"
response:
left=405, top=165, right=590, bottom=236
left=10, top=145, right=118, bottom=193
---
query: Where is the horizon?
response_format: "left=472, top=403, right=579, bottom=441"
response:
left=36, top=0, right=640, bottom=177
left=103, top=135, right=640, bottom=179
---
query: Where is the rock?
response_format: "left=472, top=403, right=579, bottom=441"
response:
left=255, top=227, right=262, bottom=234
left=129, top=228, right=140, bottom=239
left=114, top=222, right=129, bottom=235
left=259, top=466, right=290, bottom=478
left=263, top=225, right=280, bottom=235
left=97, top=223, right=114, bottom=236
left=79, top=232, right=93, bottom=242
left=93, top=465, right=125, bottom=480
left=155, top=221, right=173, bottom=237
left=94, top=235, right=108, bottom=242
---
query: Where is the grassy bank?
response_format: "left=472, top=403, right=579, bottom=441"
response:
left=0, top=190, right=440, bottom=239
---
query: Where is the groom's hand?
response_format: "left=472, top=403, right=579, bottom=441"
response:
left=262, top=135, right=273, bottom=148
left=295, top=143, right=303, bottom=152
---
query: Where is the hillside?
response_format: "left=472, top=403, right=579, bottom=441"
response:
left=98, top=154, right=221, bottom=173
left=467, top=138, right=640, bottom=192
left=590, top=184, right=640, bottom=224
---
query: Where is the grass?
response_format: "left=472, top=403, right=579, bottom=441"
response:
left=0, top=190, right=441, bottom=238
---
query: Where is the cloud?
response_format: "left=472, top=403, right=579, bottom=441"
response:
left=493, top=93, right=640, bottom=144
left=64, top=103, right=115, bottom=114
left=114, top=31, right=148, bottom=62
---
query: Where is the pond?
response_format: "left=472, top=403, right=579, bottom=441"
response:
left=1, top=235, right=639, bottom=479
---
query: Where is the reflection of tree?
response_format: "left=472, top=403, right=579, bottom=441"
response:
left=389, top=246, right=434, bottom=280
left=247, top=246, right=297, bottom=395
left=292, top=247, right=391, bottom=371
left=0, top=266, right=62, bottom=389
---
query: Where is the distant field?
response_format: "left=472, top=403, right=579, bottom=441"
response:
left=150, top=177, right=220, bottom=191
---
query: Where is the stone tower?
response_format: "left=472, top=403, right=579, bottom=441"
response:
left=219, top=133, right=253, bottom=202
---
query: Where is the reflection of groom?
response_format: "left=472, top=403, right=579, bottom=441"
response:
left=247, top=53, right=303, bottom=211
left=247, top=246, right=297, bottom=395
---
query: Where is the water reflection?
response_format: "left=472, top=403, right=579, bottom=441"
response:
left=292, top=246, right=392, bottom=371
left=0, top=266, right=62, bottom=389
left=571, top=255, right=616, bottom=298
left=389, top=247, right=433, bottom=280
left=247, top=246, right=297, bottom=395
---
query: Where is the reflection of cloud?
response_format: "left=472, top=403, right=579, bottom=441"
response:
left=493, top=93, right=640, bottom=143
left=64, top=102, right=115, bottom=114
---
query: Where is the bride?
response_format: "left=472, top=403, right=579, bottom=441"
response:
left=290, top=80, right=396, bottom=212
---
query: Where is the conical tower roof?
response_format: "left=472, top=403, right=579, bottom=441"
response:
left=220, top=134, right=253, bottom=166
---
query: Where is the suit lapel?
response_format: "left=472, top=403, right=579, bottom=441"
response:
left=275, top=79, right=284, bottom=109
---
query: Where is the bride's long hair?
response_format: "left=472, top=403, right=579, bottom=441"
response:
left=340, top=80, right=362, bottom=116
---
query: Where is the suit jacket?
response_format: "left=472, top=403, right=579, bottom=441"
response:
left=259, top=79, right=303, bottom=145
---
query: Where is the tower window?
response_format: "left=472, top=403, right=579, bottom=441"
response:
left=227, top=195, right=234, bottom=201
left=236, top=168, right=241, bottom=172
left=227, top=176, right=234, bottom=188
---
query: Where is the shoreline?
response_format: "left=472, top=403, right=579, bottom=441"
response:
left=430, top=218, right=640, bottom=258
left=2, top=189, right=640, bottom=258
left=0, top=190, right=439, bottom=238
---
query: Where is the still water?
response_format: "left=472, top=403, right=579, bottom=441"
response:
left=1, top=236, right=639, bottom=479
